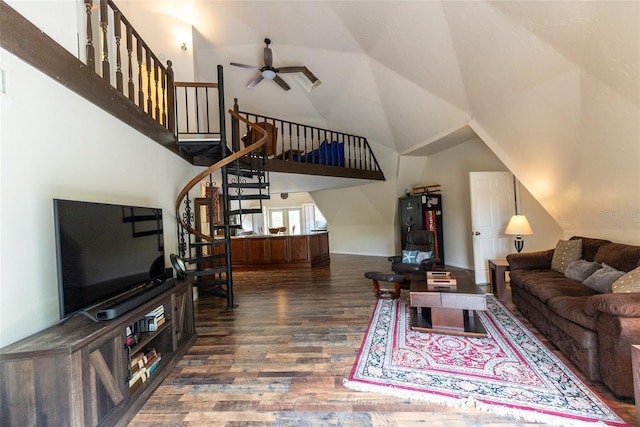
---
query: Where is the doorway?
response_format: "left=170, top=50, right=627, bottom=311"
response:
left=469, top=172, right=516, bottom=283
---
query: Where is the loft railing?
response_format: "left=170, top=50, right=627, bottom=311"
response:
left=234, top=103, right=383, bottom=173
left=82, top=0, right=174, bottom=133
left=173, top=82, right=221, bottom=141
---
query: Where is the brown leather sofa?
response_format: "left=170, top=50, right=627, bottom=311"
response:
left=507, top=236, right=640, bottom=398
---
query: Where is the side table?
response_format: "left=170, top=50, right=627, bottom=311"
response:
left=488, top=259, right=509, bottom=303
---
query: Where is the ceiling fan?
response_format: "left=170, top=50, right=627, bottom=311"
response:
left=230, top=38, right=321, bottom=91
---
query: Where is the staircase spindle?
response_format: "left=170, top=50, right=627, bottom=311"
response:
left=99, top=0, right=110, bottom=83
left=153, top=58, right=160, bottom=120
left=114, top=10, right=123, bottom=92
left=126, top=25, right=134, bottom=101
left=137, top=38, right=144, bottom=109
left=84, top=0, right=95, bottom=72
left=146, top=49, right=152, bottom=115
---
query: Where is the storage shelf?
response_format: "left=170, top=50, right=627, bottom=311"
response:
left=1, top=278, right=196, bottom=427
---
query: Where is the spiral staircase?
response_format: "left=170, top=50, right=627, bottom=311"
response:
left=174, top=66, right=270, bottom=309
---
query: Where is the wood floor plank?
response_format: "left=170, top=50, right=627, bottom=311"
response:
left=130, top=254, right=637, bottom=426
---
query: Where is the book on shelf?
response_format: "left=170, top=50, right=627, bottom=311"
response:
left=145, top=305, right=164, bottom=318
left=147, top=353, right=162, bottom=375
left=128, top=365, right=149, bottom=388
left=136, top=305, right=166, bottom=333
left=144, top=348, right=158, bottom=365
left=129, top=375, right=144, bottom=395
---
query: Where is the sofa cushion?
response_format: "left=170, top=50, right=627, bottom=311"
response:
left=594, top=242, right=640, bottom=273
left=546, top=296, right=597, bottom=331
left=510, top=269, right=597, bottom=303
left=611, top=266, right=640, bottom=293
left=551, top=239, right=582, bottom=274
left=583, top=263, right=624, bottom=293
left=564, top=260, right=601, bottom=282
left=507, top=250, right=553, bottom=270
left=570, top=236, right=611, bottom=262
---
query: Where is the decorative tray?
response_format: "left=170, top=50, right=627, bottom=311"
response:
left=427, top=271, right=457, bottom=287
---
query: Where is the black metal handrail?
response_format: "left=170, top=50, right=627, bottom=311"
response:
left=234, top=102, right=383, bottom=173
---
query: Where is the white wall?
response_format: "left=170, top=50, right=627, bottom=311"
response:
left=0, top=49, right=197, bottom=347
left=311, top=141, right=399, bottom=256
left=397, top=138, right=562, bottom=269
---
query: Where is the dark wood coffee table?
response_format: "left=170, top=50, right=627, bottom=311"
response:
left=409, top=270, right=487, bottom=337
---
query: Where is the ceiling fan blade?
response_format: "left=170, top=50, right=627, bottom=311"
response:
left=273, top=75, right=291, bottom=91
left=278, top=66, right=319, bottom=84
left=264, top=47, right=273, bottom=68
left=276, top=66, right=306, bottom=74
left=247, top=74, right=264, bottom=88
left=230, top=62, right=259, bottom=70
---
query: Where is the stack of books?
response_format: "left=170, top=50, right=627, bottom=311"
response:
left=128, top=348, right=162, bottom=394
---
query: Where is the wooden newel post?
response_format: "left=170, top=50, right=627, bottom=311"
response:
left=166, top=60, right=175, bottom=134
left=232, top=98, right=240, bottom=152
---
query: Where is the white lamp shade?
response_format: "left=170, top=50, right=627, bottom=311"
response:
left=505, top=215, right=533, bottom=236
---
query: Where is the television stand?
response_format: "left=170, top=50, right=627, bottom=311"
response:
left=1, top=278, right=196, bottom=427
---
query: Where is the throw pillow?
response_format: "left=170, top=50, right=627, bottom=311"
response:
left=402, top=250, right=418, bottom=263
left=551, top=239, right=582, bottom=274
left=564, top=260, right=601, bottom=282
left=415, top=251, right=434, bottom=263
left=583, top=262, right=625, bottom=293
left=611, top=266, right=640, bottom=293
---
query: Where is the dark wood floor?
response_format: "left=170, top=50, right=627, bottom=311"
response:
left=130, top=254, right=637, bottom=426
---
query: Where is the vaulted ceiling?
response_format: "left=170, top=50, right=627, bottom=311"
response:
left=126, top=0, right=640, bottom=241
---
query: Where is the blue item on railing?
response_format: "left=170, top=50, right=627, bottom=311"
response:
left=292, top=140, right=345, bottom=166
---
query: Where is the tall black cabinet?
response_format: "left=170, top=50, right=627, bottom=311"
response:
left=399, top=194, right=444, bottom=265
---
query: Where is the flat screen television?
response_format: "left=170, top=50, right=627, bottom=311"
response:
left=53, top=199, right=171, bottom=320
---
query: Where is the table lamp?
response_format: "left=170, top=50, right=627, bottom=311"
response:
left=505, top=215, right=533, bottom=252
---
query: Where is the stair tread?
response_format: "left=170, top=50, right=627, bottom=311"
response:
left=227, top=208, right=263, bottom=216
left=228, top=194, right=270, bottom=200
left=227, top=182, right=269, bottom=189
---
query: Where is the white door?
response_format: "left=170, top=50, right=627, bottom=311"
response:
left=469, top=172, right=516, bottom=284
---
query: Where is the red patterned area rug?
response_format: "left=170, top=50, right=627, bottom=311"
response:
left=344, top=295, right=627, bottom=426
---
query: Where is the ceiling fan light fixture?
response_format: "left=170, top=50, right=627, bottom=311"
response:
left=261, top=69, right=277, bottom=80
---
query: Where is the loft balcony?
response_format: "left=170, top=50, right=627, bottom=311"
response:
left=2, top=0, right=385, bottom=190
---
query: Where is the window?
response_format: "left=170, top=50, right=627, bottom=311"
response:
left=303, top=204, right=327, bottom=232
left=268, top=207, right=302, bottom=234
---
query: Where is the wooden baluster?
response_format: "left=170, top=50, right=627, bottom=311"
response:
left=137, top=38, right=144, bottom=109
left=99, top=0, right=110, bottom=82
left=166, top=61, right=174, bottom=133
left=113, top=10, right=123, bottom=92
left=146, top=49, right=152, bottom=115
left=160, top=67, right=167, bottom=126
left=84, top=0, right=95, bottom=71
left=153, top=58, right=160, bottom=120
left=126, top=24, right=134, bottom=102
